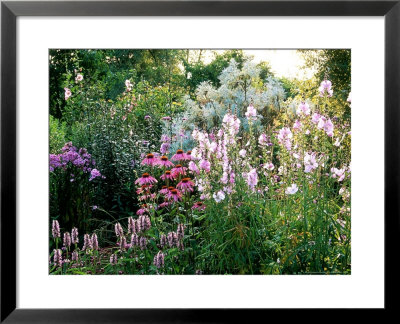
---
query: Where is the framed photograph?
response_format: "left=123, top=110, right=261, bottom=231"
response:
left=1, top=0, right=399, bottom=322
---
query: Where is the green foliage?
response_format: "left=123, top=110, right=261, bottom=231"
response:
left=49, top=115, right=67, bottom=154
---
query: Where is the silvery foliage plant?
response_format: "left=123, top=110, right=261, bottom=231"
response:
left=164, top=58, right=286, bottom=153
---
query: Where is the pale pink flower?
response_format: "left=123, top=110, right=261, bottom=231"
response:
left=246, top=168, right=258, bottom=192
left=311, top=113, right=321, bottom=124
left=239, top=149, right=246, bottom=157
left=188, top=161, right=200, bottom=174
left=258, top=133, right=268, bottom=146
left=293, top=120, right=302, bottom=131
left=285, top=184, right=298, bottom=195
left=199, top=159, right=211, bottom=172
left=264, top=162, right=274, bottom=171
left=245, top=105, right=257, bottom=121
left=75, top=74, right=83, bottom=82
left=304, top=152, right=318, bottom=173
left=64, top=88, right=72, bottom=100
left=297, top=102, right=310, bottom=115
left=213, top=190, right=225, bottom=203
left=125, top=80, right=133, bottom=91
left=331, top=168, right=346, bottom=181
left=347, top=92, right=352, bottom=103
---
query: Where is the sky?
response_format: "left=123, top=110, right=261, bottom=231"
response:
left=202, top=49, right=315, bottom=80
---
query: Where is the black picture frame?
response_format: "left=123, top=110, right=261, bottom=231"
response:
left=1, top=0, right=399, bottom=322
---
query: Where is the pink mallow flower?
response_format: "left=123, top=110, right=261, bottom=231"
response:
left=304, top=152, right=318, bottom=173
left=177, top=177, right=195, bottom=193
left=317, top=116, right=334, bottom=137
left=285, top=184, right=299, bottom=195
left=199, top=159, right=211, bottom=172
left=192, top=201, right=206, bottom=211
left=188, top=161, right=200, bottom=174
left=293, top=120, right=302, bottom=131
left=277, top=127, right=293, bottom=150
left=245, top=105, right=257, bottom=121
left=246, top=168, right=258, bottom=192
left=135, top=173, right=158, bottom=186
left=213, top=190, right=225, bottom=203
left=297, top=101, right=310, bottom=115
left=319, top=80, right=333, bottom=97
left=331, top=168, right=346, bottom=181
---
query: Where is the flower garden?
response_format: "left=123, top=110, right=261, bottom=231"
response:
left=49, top=50, right=351, bottom=275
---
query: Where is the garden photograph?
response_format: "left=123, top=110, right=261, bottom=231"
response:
left=49, top=49, right=351, bottom=275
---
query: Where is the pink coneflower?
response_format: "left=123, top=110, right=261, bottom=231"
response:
left=167, top=188, right=182, bottom=202
left=136, top=184, right=152, bottom=195
left=157, top=155, right=174, bottom=168
left=192, top=201, right=206, bottom=211
left=136, top=204, right=149, bottom=216
left=171, top=149, right=186, bottom=161
left=185, top=151, right=192, bottom=160
left=162, top=116, right=171, bottom=121
left=141, top=153, right=159, bottom=166
left=177, top=177, right=195, bottom=193
left=135, top=173, right=158, bottom=186
left=158, top=201, right=170, bottom=209
left=71, top=227, right=79, bottom=244
left=171, top=164, right=187, bottom=177
left=160, top=170, right=176, bottom=181
left=159, top=186, right=169, bottom=195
